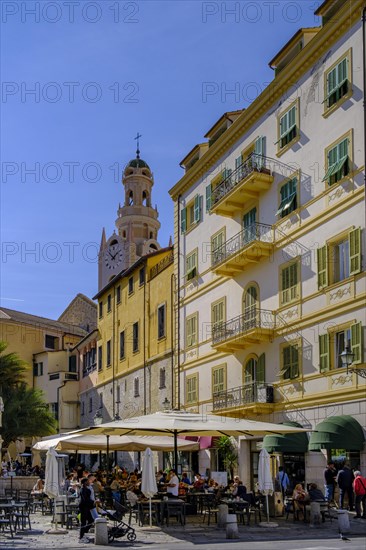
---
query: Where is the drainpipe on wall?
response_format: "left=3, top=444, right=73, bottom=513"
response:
left=170, top=272, right=175, bottom=407
left=177, top=195, right=181, bottom=410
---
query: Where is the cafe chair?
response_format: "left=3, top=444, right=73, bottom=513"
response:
left=0, top=511, right=14, bottom=538
left=138, top=501, right=159, bottom=526
left=201, top=495, right=218, bottom=526
left=66, top=504, right=80, bottom=529
left=13, top=503, right=32, bottom=531
left=165, top=501, right=185, bottom=526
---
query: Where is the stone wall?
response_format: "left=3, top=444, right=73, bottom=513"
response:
left=58, top=294, right=97, bottom=332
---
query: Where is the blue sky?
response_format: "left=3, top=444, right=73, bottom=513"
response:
left=1, top=1, right=320, bottom=319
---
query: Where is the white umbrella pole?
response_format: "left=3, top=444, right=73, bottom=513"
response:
left=149, top=497, right=152, bottom=527
left=266, top=494, right=269, bottom=523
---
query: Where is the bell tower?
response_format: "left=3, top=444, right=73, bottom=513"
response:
left=98, top=137, right=161, bottom=290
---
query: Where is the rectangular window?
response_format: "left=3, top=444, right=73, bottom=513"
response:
left=81, top=401, right=85, bottom=416
left=116, top=285, right=121, bottom=304
left=276, top=177, right=298, bottom=218
left=128, top=276, right=134, bottom=294
left=211, top=299, right=225, bottom=335
left=324, top=52, right=350, bottom=110
left=212, top=366, right=225, bottom=395
left=280, top=261, right=299, bottom=305
left=181, top=195, right=202, bottom=233
left=133, top=322, right=139, bottom=353
left=116, top=385, right=121, bottom=404
left=159, top=368, right=166, bottom=389
left=50, top=402, right=59, bottom=421
left=33, top=362, right=43, bottom=376
left=139, top=267, right=145, bottom=286
left=99, top=301, right=103, bottom=318
left=99, top=393, right=103, bottom=409
left=134, top=377, right=140, bottom=397
left=331, top=238, right=350, bottom=283
left=106, top=340, right=111, bottom=366
left=157, top=304, right=166, bottom=339
left=107, top=294, right=111, bottom=312
left=186, top=249, right=198, bottom=281
left=323, top=137, right=350, bottom=185
left=119, top=331, right=125, bottom=360
left=186, top=313, right=198, bottom=348
left=282, top=344, right=299, bottom=380
left=335, top=328, right=351, bottom=369
left=89, top=397, right=92, bottom=413
left=69, top=355, right=77, bottom=373
left=98, top=345, right=102, bottom=371
left=318, top=228, right=361, bottom=289
left=186, top=375, right=198, bottom=404
left=45, top=335, right=58, bottom=349
left=278, top=103, right=298, bottom=150
left=211, top=230, right=225, bottom=265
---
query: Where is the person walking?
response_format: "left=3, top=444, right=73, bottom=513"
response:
left=78, top=476, right=96, bottom=543
left=337, top=462, right=354, bottom=510
left=276, top=466, right=290, bottom=498
left=353, top=470, right=366, bottom=519
left=324, top=461, right=337, bottom=502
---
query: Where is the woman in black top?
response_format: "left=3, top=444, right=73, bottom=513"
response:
left=79, top=477, right=95, bottom=542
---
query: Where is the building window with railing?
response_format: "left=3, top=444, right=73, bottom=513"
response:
left=280, top=260, right=300, bottom=306
left=211, top=298, right=225, bottom=338
left=276, top=176, right=298, bottom=218
left=281, top=343, right=300, bottom=380
left=211, top=228, right=225, bottom=265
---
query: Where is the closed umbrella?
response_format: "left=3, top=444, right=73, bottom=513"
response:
left=141, top=447, right=158, bottom=527
left=258, top=448, right=277, bottom=526
left=44, top=448, right=67, bottom=534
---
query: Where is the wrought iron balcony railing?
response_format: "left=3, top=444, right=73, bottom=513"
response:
left=212, top=223, right=274, bottom=267
left=211, top=153, right=272, bottom=207
left=212, top=308, right=275, bottom=346
left=213, top=382, right=274, bottom=411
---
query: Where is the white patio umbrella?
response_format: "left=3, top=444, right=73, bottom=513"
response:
left=71, top=410, right=309, bottom=470
left=141, top=447, right=158, bottom=527
left=44, top=448, right=67, bottom=534
left=33, top=433, right=199, bottom=453
left=258, top=448, right=277, bottom=527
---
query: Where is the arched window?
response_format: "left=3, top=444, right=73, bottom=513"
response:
left=243, top=284, right=258, bottom=329
left=149, top=231, right=153, bottom=239
left=142, top=190, right=150, bottom=206
left=128, top=191, right=134, bottom=205
left=110, top=239, right=118, bottom=246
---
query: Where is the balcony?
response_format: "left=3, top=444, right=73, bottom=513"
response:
left=212, top=309, right=275, bottom=352
left=210, top=154, right=274, bottom=217
left=213, top=382, right=275, bottom=415
left=212, top=223, right=274, bottom=276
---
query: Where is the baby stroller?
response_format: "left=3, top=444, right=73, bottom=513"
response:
left=103, top=500, right=137, bottom=542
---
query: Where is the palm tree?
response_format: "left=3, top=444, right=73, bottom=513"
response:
left=0, top=341, right=27, bottom=395
left=0, top=341, right=56, bottom=447
left=214, top=436, right=238, bottom=480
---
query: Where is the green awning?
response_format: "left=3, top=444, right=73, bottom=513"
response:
left=309, top=415, right=365, bottom=452
left=322, top=156, right=348, bottom=182
left=276, top=193, right=296, bottom=216
left=262, top=421, right=308, bottom=453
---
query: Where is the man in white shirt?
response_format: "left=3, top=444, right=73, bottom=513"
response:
left=166, top=469, right=179, bottom=497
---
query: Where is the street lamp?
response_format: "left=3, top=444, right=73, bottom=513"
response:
left=340, top=347, right=354, bottom=374
left=93, top=410, right=103, bottom=426
left=162, top=397, right=171, bottom=412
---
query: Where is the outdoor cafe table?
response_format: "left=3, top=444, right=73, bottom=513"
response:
left=220, top=498, right=250, bottom=524
left=138, top=498, right=186, bottom=526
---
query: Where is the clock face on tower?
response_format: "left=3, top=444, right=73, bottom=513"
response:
left=104, top=243, right=124, bottom=270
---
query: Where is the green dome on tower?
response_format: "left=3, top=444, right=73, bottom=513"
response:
left=127, top=158, right=150, bottom=169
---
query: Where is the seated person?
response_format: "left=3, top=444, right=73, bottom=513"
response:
left=31, top=477, right=44, bottom=495
left=207, top=478, right=218, bottom=493
left=110, top=476, right=122, bottom=503
left=234, top=481, right=247, bottom=498
left=292, top=483, right=309, bottom=518
left=126, top=486, right=139, bottom=507
left=308, top=483, right=325, bottom=502
left=193, top=473, right=205, bottom=491
left=181, top=472, right=191, bottom=485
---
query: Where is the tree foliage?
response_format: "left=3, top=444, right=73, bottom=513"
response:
left=0, top=341, right=57, bottom=446
left=214, top=435, right=238, bottom=479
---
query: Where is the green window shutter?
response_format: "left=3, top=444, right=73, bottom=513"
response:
left=254, top=136, right=265, bottom=170
left=292, top=346, right=299, bottom=378
left=288, top=105, right=296, bottom=129
left=282, top=347, right=291, bottom=379
left=235, top=156, right=242, bottom=170
left=317, top=246, right=328, bottom=289
left=280, top=112, right=288, bottom=138
left=338, top=138, right=348, bottom=160
left=319, top=334, right=330, bottom=372
left=349, top=227, right=361, bottom=275
left=194, top=194, right=201, bottom=223
left=327, top=66, right=338, bottom=95
left=206, top=184, right=212, bottom=212
left=338, top=57, right=348, bottom=85
left=351, top=322, right=363, bottom=364
left=257, top=353, right=265, bottom=384
left=181, top=207, right=187, bottom=233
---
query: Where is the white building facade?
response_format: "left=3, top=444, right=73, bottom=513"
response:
left=170, top=0, right=366, bottom=490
